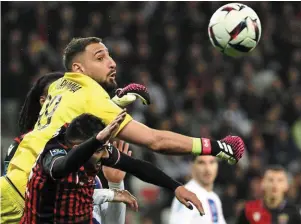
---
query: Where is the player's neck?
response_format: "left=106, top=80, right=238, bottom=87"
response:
left=195, top=179, right=213, bottom=192
left=264, top=196, right=284, bottom=209
left=203, top=184, right=213, bottom=192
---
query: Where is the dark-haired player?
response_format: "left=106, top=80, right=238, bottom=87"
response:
left=2, top=72, right=64, bottom=175
left=236, top=165, right=301, bottom=224
left=6, top=37, right=244, bottom=221
left=21, top=111, right=205, bottom=223
left=1, top=72, right=64, bottom=223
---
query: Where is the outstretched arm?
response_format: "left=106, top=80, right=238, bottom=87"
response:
left=101, top=142, right=205, bottom=215
left=101, top=142, right=181, bottom=191
left=118, top=120, right=193, bottom=154
left=88, top=85, right=244, bottom=164
left=118, top=120, right=244, bottom=164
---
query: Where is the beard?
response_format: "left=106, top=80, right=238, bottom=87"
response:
left=100, top=79, right=118, bottom=96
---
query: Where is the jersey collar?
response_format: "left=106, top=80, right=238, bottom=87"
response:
left=64, top=72, right=110, bottom=98
left=262, top=199, right=287, bottom=212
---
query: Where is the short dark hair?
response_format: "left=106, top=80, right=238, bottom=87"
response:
left=264, top=165, right=287, bottom=174
left=63, top=37, right=102, bottom=71
left=65, top=113, right=106, bottom=143
left=18, top=72, right=64, bottom=134
left=192, top=155, right=218, bottom=163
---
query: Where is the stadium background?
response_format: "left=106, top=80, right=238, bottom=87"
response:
left=1, top=1, right=301, bottom=224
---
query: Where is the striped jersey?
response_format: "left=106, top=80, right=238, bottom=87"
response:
left=20, top=125, right=95, bottom=224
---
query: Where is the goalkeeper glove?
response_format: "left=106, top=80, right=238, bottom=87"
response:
left=112, top=83, right=151, bottom=108
left=194, top=136, right=245, bottom=165
left=213, top=136, right=245, bottom=165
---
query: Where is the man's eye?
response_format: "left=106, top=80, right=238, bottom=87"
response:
left=98, top=57, right=104, bottom=61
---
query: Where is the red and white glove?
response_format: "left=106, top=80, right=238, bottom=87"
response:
left=112, top=83, right=151, bottom=108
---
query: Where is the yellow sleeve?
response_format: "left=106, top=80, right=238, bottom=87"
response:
left=87, top=93, right=133, bottom=136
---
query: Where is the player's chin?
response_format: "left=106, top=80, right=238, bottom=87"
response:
left=110, top=80, right=117, bottom=88
left=202, top=179, right=214, bottom=185
left=104, top=80, right=118, bottom=92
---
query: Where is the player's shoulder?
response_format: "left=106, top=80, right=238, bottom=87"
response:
left=63, top=72, right=110, bottom=97
left=209, top=190, right=222, bottom=202
left=42, top=144, right=68, bottom=166
left=185, top=180, right=209, bottom=201
left=49, top=73, right=109, bottom=102
left=245, top=199, right=261, bottom=206
left=45, top=125, right=69, bottom=148
left=34, top=124, right=69, bottom=159
left=7, top=132, right=30, bottom=156
left=48, top=148, right=68, bottom=157
left=185, top=179, right=196, bottom=190
left=285, top=201, right=301, bottom=214
left=244, top=199, right=262, bottom=210
left=280, top=202, right=301, bottom=223
left=185, top=179, right=206, bottom=192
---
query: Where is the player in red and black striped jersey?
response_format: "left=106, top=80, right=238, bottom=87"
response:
left=21, top=111, right=205, bottom=224
left=21, top=112, right=129, bottom=224
left=236, top=165, right=301, bottom=224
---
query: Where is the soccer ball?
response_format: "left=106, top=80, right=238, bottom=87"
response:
left=208, top=3, right=261, bottom=57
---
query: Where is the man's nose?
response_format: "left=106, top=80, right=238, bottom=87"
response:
left=109, top=58, right=116, bottom=69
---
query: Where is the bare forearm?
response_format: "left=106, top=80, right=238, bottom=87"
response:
left=118, top=120, right=194, bottom=155
left=119, top=120, right=245, bottom=164
left=150, top=130, right=193, bottom=154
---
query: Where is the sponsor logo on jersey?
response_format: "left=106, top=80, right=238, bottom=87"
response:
left=253, top=212, right=261, bottom=222
left=49, top=148, right=67, bottom=157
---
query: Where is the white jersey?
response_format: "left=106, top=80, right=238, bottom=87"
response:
left=92, top=179, right=126, bottom=224
left=169, top=180, right=226, bottom=224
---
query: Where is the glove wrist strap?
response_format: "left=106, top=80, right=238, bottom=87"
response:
left=192, top=138, right=218, bottom=156
left=192, top=138, right=202, bottom=155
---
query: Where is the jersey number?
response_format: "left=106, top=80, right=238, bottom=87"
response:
left=37, top=95, right=62, bottom=130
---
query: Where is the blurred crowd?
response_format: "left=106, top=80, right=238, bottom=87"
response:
left=2, top=2, right=301, bottom=224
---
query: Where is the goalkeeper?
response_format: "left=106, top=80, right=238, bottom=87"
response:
left=1, top=72, right=150, bottom=223
left=5, top=37, right=245, bottom=223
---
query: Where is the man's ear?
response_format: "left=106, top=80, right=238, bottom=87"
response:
left=72, top=144, right=78, bottom=149
left=72, top=62, right=84, bottom=73
left=39, top=95, right=46, bottom=106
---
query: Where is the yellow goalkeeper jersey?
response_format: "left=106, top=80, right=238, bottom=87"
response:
left=6, top=72, right=133, bottom=196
